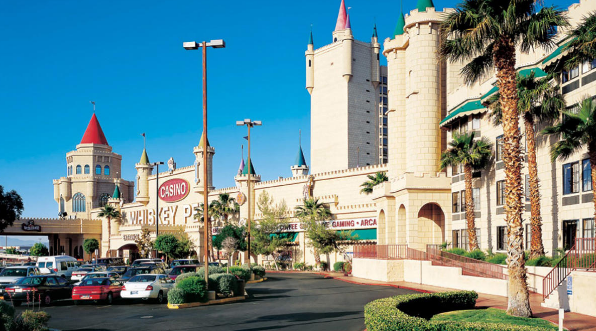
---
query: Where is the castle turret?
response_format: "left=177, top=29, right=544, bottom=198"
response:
left=371, top=24, right=381, bottom=88
left=291, top=134, right=309, bottom=177
left=332, top=0, right=348, bottom=42
left=234, top=159, right=261, bottom=224
left=342, top=13, right=353, bottom=82
left=135, top=148, right=153, bottom=206
left=193, top=132, right=215, bottom=192
left=305, top=31, right=315, bottom=94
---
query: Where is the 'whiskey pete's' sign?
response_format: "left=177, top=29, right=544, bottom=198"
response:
left=159, top=178, right=190, bottom=202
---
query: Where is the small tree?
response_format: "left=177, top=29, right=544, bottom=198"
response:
left=222, top=237, right=239, bottom=273
left=154, top=234, right=180, bottom=263
left=0, top=185, right=24, bottom=232
left=135, top=228, right=153, bottom=258
left=29, top=243, right=49, bottom=257
left=5, top=247, right=18, bottom=255
left=360, top=172, right=388, bottom=194
left=213, top=225, right=247, bottom=253
left=174, top=228, right=195, bottom=259
left=83, top=238, right=99, bottom=261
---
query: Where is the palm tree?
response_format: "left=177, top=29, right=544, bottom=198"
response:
left=440, top=0, right=567, bottom=317
left=295, top=198, right=332, bottom=265
left=489, top=72, right=565, bottom=258
left=440, top=132, right=492, bottom=251
left=194, top=201, right=219, bottom=261
left=556, top=12, right=596, bottom=72
left=213, top=193, right=240, bottom=225
left=360, top=172, right=389, bottom=194
left=97, top=205, right=121, bottom=258
left=544, top=98, right=596, bottom=223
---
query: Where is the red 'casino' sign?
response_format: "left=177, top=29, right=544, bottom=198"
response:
left=159, top=178, right=190, bottom=202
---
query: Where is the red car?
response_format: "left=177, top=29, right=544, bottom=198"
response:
left=72, top=278, right=122, bottom=304
left=168, top=265, right=198, bottom=280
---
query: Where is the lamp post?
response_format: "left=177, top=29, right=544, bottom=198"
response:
left=236, top=119, right=262, bottom=264
left=183, top=39, right=225, bottom=281
left=151, top=162, right=164, bottom=238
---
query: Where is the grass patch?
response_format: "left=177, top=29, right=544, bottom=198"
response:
left=431, top=308, right=557, bottom=330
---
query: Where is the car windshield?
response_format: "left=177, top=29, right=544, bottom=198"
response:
left=76, top=268, right=93, bottom=273
left=129, top=275, right=156, bottom=283
left=123, top=268, right=150, bottom=278
left=84, top=273, right=107, bottom=279
left=170, top=267, right=195, bottom=275
left=108, top=267, right=125, bottom=272
left=1, top=269, right=27, bottom=277
left=80, top=279, right=108, bottom=286
left=16, top=277, right=44, bottom=285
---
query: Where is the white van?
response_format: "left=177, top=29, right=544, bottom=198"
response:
left=36, top=256, right=79, bottom=278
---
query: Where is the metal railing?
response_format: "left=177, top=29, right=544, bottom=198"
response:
left=543, top=238, right=596, bottom=300
left=426, top=245, right=508, bottom=280
left=353, top=245, right=427, bottom=260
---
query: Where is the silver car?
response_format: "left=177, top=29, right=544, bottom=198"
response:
left=120, top=274, right=174, bottom=304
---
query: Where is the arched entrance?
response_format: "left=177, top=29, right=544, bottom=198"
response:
left=377, top=210, right=386, bottom=245
left=118, top=244, right=140, bottom=264
left=416, top=203, right=445, bottom=248
left=397, top=205, right=406, bottom=244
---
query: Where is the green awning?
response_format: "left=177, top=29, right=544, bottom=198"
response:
left=339, top=228, right=377, bottom=240
left=270, top=232, right=298, bottom=242
left=542, top=39, right=574, bottom=66
left=440, top=100, right=486, bottom=127
left=480, top=85, right=499, bottom=103
left=480, top=67, right=548, bottom=105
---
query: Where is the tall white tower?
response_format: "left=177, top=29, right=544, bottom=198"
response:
left=307, top=0, right=383, bottom=173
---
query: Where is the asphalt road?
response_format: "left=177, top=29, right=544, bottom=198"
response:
left=15, top=273, right=417, bottom=331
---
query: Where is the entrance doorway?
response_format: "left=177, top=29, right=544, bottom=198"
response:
left=563, top=220, right=578, bottom=250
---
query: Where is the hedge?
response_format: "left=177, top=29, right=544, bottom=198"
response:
left=365, top=291, right=554, bottom=331
left=487, top=253, right=507, bottom=265
left=167, top=287, right=186, bottom=304
left=445, top=248, right=466, bottom=256
left=464, top=249, right=486, bottom=261
left=526, top=256, right=553, bottom=267
left=196, top=266, right=224, bottom=277
left=333, top=262, right=345, bottom=272
left=252, top=266, right=266, bottom=278
left=210, top=273, right=238, bottom=296
left=176, top=276, right=208, bottom=303
left=228, top=266, right=251, bottom=281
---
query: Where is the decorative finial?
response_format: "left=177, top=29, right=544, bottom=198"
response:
left=90, top=101, right=95, bottom=113
left=141, top=133, right=146, bottom=150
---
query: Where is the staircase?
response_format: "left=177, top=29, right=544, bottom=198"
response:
left=426, top=245, right=507, bottom=280
left=543, top=238, right=596, bottom=300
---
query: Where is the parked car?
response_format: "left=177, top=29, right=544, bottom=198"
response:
left=37, top=256, right=79, bottom=278
left=4, top=275, right=73, bottom=306
left=121, top=274, right=174, bottom=303
left=71, top=266, right=104, bottom=282
left=107, top=266, right=128, bottom=276
left=74, top=272, right=120, bottom=285
left=72, top=278, right=122, bottom=304
left=96, top=258, right=124, bottom=266
left=167, top=265, right=198, bottom=280
left=130, top=259, right=161, bottom=267
left=119, top=267, right=156, bottom=282
left=0, top=266, right=41, bottom=298
left=169, top=259, right=200, bottom=268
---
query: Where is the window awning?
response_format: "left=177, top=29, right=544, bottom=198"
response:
left=542, top=39, right=574, bottom=67
left=270, top=232, right=299, bottom=242
left=339, top=228, right=377, bottom=240
left=479, top=67, right=548, bottom=104
left=440, top=100, right=486, bottom=127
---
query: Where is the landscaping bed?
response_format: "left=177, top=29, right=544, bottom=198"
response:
left=364, top=291, right=555, bottom=331
left=431, top=308, right=557, bottom=330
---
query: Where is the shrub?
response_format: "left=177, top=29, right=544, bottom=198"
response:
left=464, top=249, right=486, bottom=261
left=333, top=262, right=345, bottom=272
left=14, top=310, right=51, bottom=331
left=175, top=272, right=200, bottom=284
left=526, top=256, right=553, bottom=267
left=293, top=262, right=305, bottom=270
left=176, top=276, right=208, bottom=303
left=210, top=273, right=238, bottom=296
left=305, top=265, right=313, bottom=271
left=445, top=248, right=466, bottom=256
left=196, top=266, right=224, bottom=277
left=228, top=266, right=251, bottom=281
left=319, top=261, right=328, bottom=271
left=343, top=261, right=352, bottom=274
left=0, top=301, right=14, bottom=330
left=167, top=287, right=186, bottom=304
left=487, top=253, right=507, bottom=265
left=252, top=266, right=266, bottom=278
left=364, top=291, right=551, bottom=331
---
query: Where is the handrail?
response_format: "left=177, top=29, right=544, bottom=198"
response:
left=426, top=245, right=508, bottom=280
left=543, top=238, right=596, bottom=300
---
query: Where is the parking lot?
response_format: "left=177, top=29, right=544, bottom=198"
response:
left=11, top=273, right=417, bottom=331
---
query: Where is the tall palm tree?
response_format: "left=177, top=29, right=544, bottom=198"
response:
left=360, top=172, right=389, bottom=194
left=440, top=132, right=492, bottom=251
left=194, top=201, right=219, bottom=261
left=98, top=205, right=121, bottom=258
left=214, top=193, right=240, bottom=225
left=556, top=12, right=596, bottom=72
left=489, top=72, right=565, bottom=258
left=440, top=0, right=567, bottom=317
left=295, top=198, right=332, bottom=265
left=544, top=98, right=596, bottom=223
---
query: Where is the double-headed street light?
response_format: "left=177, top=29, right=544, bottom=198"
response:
left=236, top=119, right=262, bottom=264
left=183, top=39, right=225, bottom=281
left=150, top=162, right=165, bottom=238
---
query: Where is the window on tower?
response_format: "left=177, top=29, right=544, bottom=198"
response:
left=100, top=193, right=110, bottom=207
left=76, top=165, right=82, bottom=174
left=84, top=165, right=90, bottom=174
left=72, top=193, right=86, bottom=212
left=95, top=165, right=102, bottom=175
left=105, top=165, right=110, bottom=176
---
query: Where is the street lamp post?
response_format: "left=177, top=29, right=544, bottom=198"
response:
left=183, top=39, right=225, bottom=281
left=151, top=162, right=164, bottom=239
left=236, top=119, right=261, bottom=264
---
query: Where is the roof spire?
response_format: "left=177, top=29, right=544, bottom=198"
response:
left=345, top=11, right=351, bottom=30
left=416, top=0, right=434, bottom=12
left=372, top=23, right=378, bottom=38
left=90, top=101, right=96, bottom=113
left=294, top=130, right=307, bottom=167
left=80, top=113, right=109, bottom=145
left=393, top=10, right=406, bottom=37
left=199, top=131, right=209, bottom=149
left=112, top=185, right=121, bottom=199
left=335, top=0, right=347, bottom=31
left=309, top=25, right=314, bottom=45
left=237, top=145, right=245, bottom=176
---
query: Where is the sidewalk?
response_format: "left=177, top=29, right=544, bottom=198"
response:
left=315, top=272, right=596, bottom=331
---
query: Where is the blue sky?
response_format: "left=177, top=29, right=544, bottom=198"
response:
left=0, top=0, right=576, bottom=221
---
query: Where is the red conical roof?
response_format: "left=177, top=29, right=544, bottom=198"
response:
left=335, top=0, right=347, bottom=32
left=80, top=113, right=109, bottom=145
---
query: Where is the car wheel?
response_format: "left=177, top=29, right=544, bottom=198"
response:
left=43, top=295, right=51, bottom=306
left=106, top=292, right=113, bottom=305
left=156, top=291, right=164, bottom=304
left=12, top=301, right=21, bottom=307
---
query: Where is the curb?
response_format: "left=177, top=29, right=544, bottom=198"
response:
left=247, top=277, right=267, bottom=284
left=315, top=272, right=433, bottom=294
left=167, top=295, right=246, bottom=309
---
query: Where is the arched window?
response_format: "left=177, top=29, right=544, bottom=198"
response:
left=72, top=193, right=86, bottom=212
left=76, top=165, right=82, bottom=174
left=104, top=165, right=110, bottom=176
left=68, top=166, right=72, bottom=176
left=84, top=165, right=90, bottom=174
left=100, top=193, right=110, bottom=207
left=95, top=165, right=102, bottom=175
left=59, top=197, right=65, bottom=214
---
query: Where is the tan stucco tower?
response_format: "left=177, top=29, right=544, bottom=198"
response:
left=373, top=1, right=452, bottom=250
left=135, top=149, right=153, bottom=206
left=193, top=132, right=215, bottom=192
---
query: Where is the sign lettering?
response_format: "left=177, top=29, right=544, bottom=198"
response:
left=158, top=178, right=190, bottom=202
left=22, top=220, right=41, bottom=232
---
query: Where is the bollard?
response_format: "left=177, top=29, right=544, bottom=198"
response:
left=559, top=308, right=564, bottom=331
